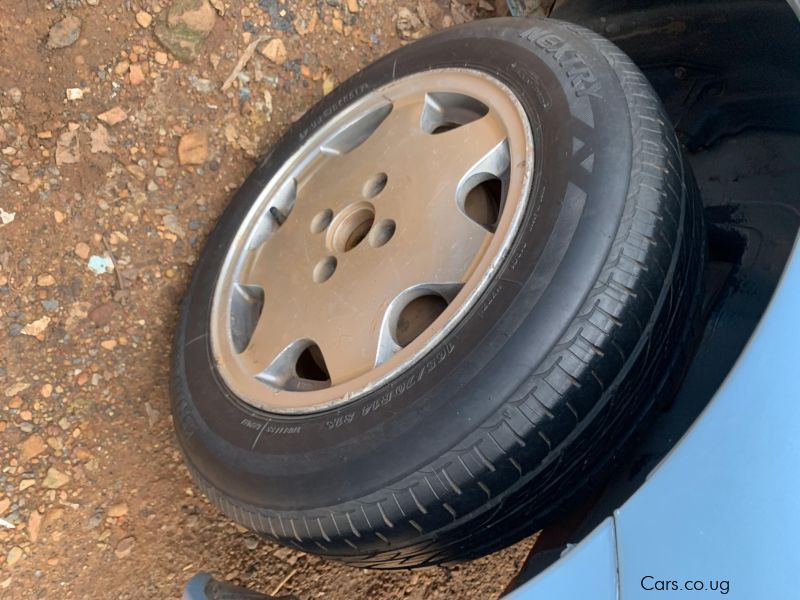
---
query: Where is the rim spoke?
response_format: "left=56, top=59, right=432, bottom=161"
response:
left=237, top=292, right=312, bottom=384
left=421, top=110, right=510, bottom=186
left=372, top=117, right=511, bottom=288
left=238, top=275, right=385, bottom=385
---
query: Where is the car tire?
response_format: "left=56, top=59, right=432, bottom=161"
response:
left=171, top=17, right=705, bottom=567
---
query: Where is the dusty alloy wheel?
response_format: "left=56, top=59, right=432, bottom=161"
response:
left=209, top=68, right=533, bottom=413
left=171, top=17, right=705, bottom=567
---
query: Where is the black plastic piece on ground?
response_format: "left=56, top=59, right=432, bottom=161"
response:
left=183, top=573, right=298, bottom=600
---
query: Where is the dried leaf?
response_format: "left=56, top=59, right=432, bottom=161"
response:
left=55, top=129, right=80, bottom=165
left=90, top=124, right=113, bottom=154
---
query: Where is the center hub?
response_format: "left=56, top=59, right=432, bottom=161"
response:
left=326, top=201, right=376, bottom=254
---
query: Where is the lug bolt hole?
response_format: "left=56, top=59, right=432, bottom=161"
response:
left=310, top=208, right=334, bottom=234
left=313, top=256, right=337, bottom=283
left=363, top=173, right=388, bottom=198
left=369, top=219, right=396, bottom=248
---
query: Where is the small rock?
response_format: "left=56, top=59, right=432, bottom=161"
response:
left=42, top=298, right=59, bottom=312
left=42, top=298, right=59, bottom=311
left=115, top=536, right=136, bottom=559
left=162, top=214, right=186, bottom=237
left=178, top=129, right=209, bottom=165
left=263, top=90, right=273, bottom=121
left=128, top=64, right=145, bottom=86
left=107, top=503, right=129, bottom=518
left=188, top=75, right=214, bottom=93
left=7, top=87, right=22, bottom=104
left=88, top=302, right=115, bottom=326
left=6, top=547, right=23, bottom=567
left=43, top=299, right=59, bottom=313
left=135, top=10, right=153, bottom=28
left=45, top=509, right=64, bottom=527
left=43, top=467, right=70, bottom=489
left=40, top=383, right=53, bottom=398
left=47, top=16, right=82, bottom=50
left=0, top=208, right=15, bottom=227
left=273, top=546, right=298, bottom=564
left=21, top=316, right=51, bottom=339
left=260, top=38, right=287, bottom=65
left=293, top=11, right=318, bottom=35
left=75, top=242, right=91, bottom=260
left=100, top=339, right=117, bottom=351
left=37, top=274, right=56, bottom=287
left=450, top=0, right=474, bottom=24
left=323, top=73, right=336, bottom=95
left=20, top=435, right=46, bottom=462
left=97, top=106, right=128, bottom=126
left=396, top=7, right=423, bottom=38
left=126, top=164, right=146, bottom=180
left=260, top=0, right=294, bottom=30
left=154, top=0, right=217, bottom=62
left=244, top=536, right=259, bottom=550
left=5, top=382, right=29, bottom=397
left=144, top=402, right=160, bottom=428
left=10, top=166, right=30, bottom=184
left=87, top=509, right=104, bottom=529
left=346, top=0, right=359, bottom=13
left=27, top=511, right=43, bottom=543
left=66, top=87, right=84, bottom=101
left=154, top=51, right=169, bottom=65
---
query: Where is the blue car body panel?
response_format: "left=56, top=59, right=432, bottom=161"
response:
left=506, top=519, right=619, bottom=600
left=513, top=239, right=800, bottom=599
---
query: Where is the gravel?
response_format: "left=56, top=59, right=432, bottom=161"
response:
left=0, top=1, right=535, bottom=597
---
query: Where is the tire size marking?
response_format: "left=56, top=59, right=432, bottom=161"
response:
left=243, top=418, right=301, bottom=450
left=262, top=424, right=301, bottom=435
left=518, top=27, right=603, bottom=99
left=326, top=412, right=355, bottom=430
left=360, top=342, right=456, bottom=418
left=508, top=190, right=545, bottom=274
left=241, top=418, right=262, bottom=431
left=480, top=283, right=504, bottom=315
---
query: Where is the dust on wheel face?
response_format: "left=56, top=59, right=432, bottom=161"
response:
left=210, top=69, right=534, bottom=414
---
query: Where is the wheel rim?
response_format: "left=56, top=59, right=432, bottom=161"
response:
left=210, top=68, right=534, bottom=413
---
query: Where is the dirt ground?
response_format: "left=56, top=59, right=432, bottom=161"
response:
left=0, top=1, right=539, bottom=598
